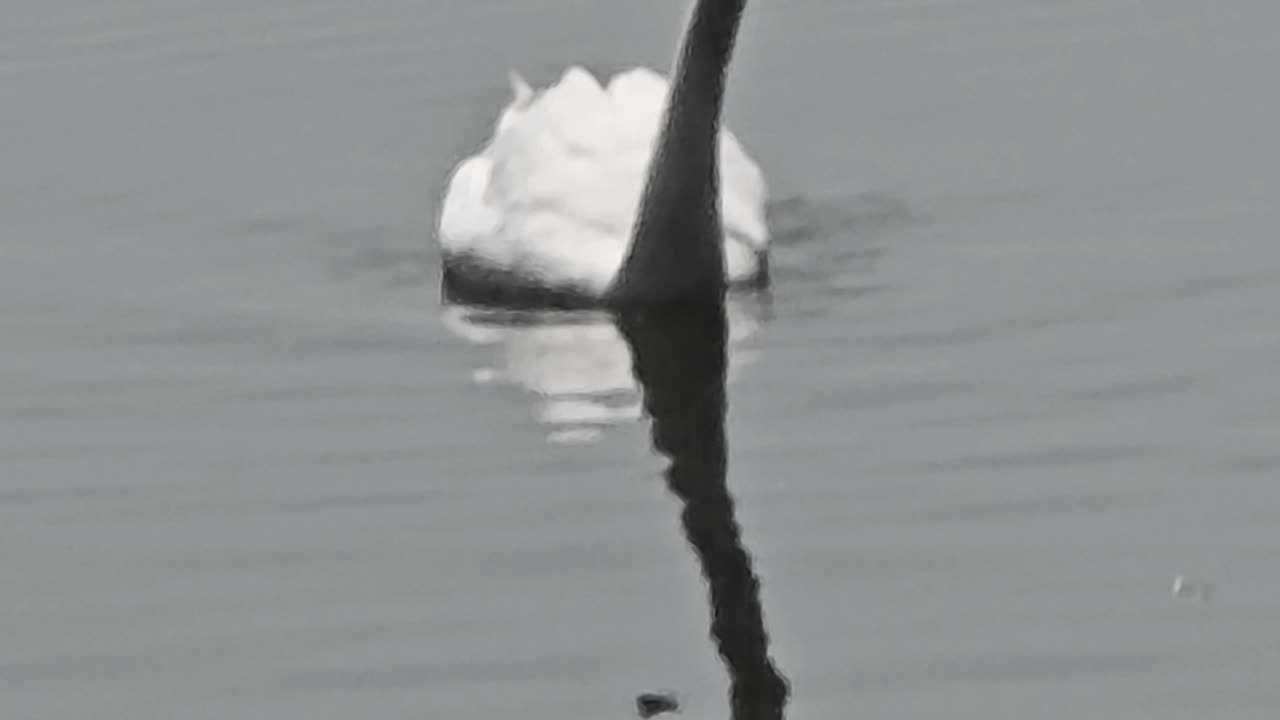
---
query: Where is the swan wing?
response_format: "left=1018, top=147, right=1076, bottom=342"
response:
left=438, top=154, right=500, bottom=257
left=478, top=67, right=643, bottom=292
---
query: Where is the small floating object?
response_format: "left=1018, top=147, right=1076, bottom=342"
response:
left=635, top=691, right=680, bottom=717
left=1171, top=574, right=1212, bottom=603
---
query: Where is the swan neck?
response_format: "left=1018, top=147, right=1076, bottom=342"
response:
left=670, top=0, right=745, bottom=141
left=609, top=0, right=747, bottom=307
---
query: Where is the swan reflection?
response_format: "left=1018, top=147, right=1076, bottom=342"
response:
left=439, top=298, right=767, bottom=443
left=616, top=302, right=789, bottom=719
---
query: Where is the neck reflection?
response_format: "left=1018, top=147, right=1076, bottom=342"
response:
left=614, top=303, right=789, bottom=720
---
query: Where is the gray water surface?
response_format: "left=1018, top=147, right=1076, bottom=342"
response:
left=4, top=1, right=1280, bottom=718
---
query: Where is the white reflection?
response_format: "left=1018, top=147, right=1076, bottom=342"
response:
left=440, top=299, right=768, bottom=444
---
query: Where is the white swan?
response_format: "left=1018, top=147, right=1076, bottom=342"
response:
left=437, top=0, right=762, bottom=307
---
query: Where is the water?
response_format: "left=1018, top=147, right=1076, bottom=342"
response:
left=3, top=0, right=1280, bottom=717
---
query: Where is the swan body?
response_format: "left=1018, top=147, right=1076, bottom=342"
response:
left=438, top=64, right=768, bottom=305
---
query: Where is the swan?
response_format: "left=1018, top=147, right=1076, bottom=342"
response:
left=437, top=0, right=762, bottom=307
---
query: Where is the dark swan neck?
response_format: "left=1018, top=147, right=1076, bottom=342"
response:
left=665, top=0, right=746, bottom=160
left=608, top=0, right=747, bottom=308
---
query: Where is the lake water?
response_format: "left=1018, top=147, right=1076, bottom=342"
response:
left=3, top=1, right=1279, bottom=718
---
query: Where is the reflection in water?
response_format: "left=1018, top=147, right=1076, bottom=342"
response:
left=431, top=194, right=879, bottom=713
left=440, top=300, right=766, bottom=443
left=435, top=194, right=894, bottom=444
left=616, top=303, right=789, bottom=720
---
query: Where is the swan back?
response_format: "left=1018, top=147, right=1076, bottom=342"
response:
left=438, top=63, right=767, bottom=301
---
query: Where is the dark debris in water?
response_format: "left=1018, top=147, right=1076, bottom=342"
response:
left=635, top=691, right=680, bottom=717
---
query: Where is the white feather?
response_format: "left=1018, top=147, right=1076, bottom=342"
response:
left=437, top=65, right=769, bottom=299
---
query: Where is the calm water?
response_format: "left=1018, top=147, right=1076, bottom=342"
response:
left=4, top=1, right=1280, bottom=717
